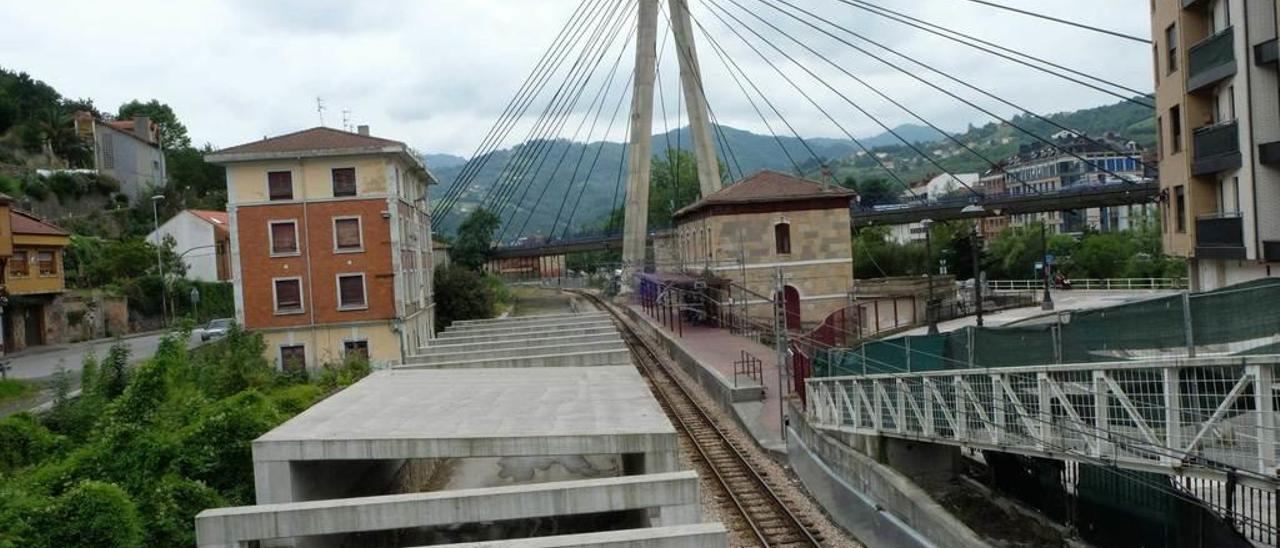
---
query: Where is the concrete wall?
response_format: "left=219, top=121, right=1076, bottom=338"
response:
left=259, top=322, right=400, bottom=371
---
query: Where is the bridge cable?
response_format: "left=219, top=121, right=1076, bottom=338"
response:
left=486, top=0, right=634, bottom=227
left=703, top=0, right=974, bottom=198
left=813, top=0, right=1159, bottom=174
left=553, top=70, right=636, bottom=240
left=840, top=0, right=1153, bottom=108
left=689, top=2, right=919, bottom=200
left=432, top=0, right=609, bottom=226
left=957, top=0, right=1151, bottom=44
left=734, top=0, right=1146, bottom=194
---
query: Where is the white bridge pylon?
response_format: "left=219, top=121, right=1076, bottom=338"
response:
left=805, top=354, right=1280, bottom=489
left=622, top=0, right=721, bottom=275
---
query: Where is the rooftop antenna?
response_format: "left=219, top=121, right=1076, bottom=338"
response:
left=316, top=97, right=326, bottom=127
left=342, top=110, right=353, bottom=132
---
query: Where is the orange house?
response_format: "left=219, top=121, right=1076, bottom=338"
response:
left=0, top=197, right=71, bottom=351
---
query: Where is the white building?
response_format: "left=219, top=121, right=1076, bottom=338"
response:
left=146, top=209, right=231, bottom=282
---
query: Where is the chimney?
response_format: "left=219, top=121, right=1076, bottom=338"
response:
left=133, top=116, right=152, bottom=143
left=357, top=125, right=370, bottom=136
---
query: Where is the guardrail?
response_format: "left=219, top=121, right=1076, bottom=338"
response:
left=986, top=278, right=1188, bottom=291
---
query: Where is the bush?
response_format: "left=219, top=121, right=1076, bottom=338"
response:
left=317, top=355, right=371, bottom=391
left=434, top=265, right=495, bottom=331
left=268, top=384, right=325, bottom=415
left=0, top=414, right=63, bottom=472
left=174, top=390, right=282, bottom=504
left=139, top=475, right=223, bottom=548
left=192, top=325, right=273, bottom=399
left=35, top=481, right=144, bottom=548
left=18, top=175, right=47, bottom=201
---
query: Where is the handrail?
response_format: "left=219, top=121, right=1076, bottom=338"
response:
left=986, top=278, right=1188, bottom=291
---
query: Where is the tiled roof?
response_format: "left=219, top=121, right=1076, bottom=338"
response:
left=187, top=209, right=230, bottom=237
left=212, top=127, right=404, bottom=156
left=675, top=170, right=855, bottom=217
left=11, top=210, right=68, bottom=236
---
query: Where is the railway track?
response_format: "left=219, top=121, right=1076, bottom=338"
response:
left=572, top=290, right=824, bottom=547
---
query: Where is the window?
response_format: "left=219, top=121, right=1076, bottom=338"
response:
left=1156, top=116, right=1164, bottom=159
left=1170, top=105, right=1183, bottom=154
left=1175, top=185, right=1187, bottom=233
left=343, top=340, right=369, bottom=362
left=9, top=251, right=27, bottom=277
left=774, top=222, right=792, bottom=255
left=268, top=171, right=293, bottom=201
left=37, top=251, right=55, bottom=275
left=1165, top=23, right=1178, bottom=73
left=332, top=167, right=357, bottom=197
left=280, top=345, right=306, bottom=373
left=333, top=217, right=363, bottom=252
left=274, top=278, right=304, bottom=314
left=337, top=274, right=367, bottom=310
left=270, top=221, right=299, bottom=255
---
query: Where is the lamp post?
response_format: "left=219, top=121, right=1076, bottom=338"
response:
left=1040, top=221, right=1054, bottom=311
left=972, top=223, right=984, bottom=327
left=921, top=218, right=938, bottom=335
left=151, top=195, right=168, bottom=326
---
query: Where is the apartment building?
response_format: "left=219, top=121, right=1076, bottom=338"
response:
left=73, top=112, right=167, bottom=198
left=207, top=126, right=437, bottom=371
left=1152, top=0, right=1280, bottom=291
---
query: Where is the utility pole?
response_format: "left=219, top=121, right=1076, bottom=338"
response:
left=1041, top=222, right=1054, bottom=311
left=621, top=0, right=660, bottom=280
left=667, top=0, right=721, bottom=196
left=922, top=218, right=938, bottom=335
left=151, top=195, right=168, bottom=327
left=774, top=267, right=788, bottom=445
left=972, top=224, right=984, bottom=327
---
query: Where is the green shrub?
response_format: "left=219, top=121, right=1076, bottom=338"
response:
left=269, top=383, right=325, bottom=415
left=139, top=475, right=223, bottom=548
left=35, top=481, right=144, bottom=548
left=94, top=341, right=131, bottom=401
left=174, top=390, right=282, bottom=504
left=192, top=325, right=273, bottom=399
left=317, top=355, right=371, bottom=390
left=434, top=265, right=495, bottom=331
left=0, top=173, right=20, bottom=196
left=19, top=175, right=47, bottom=201
left=0, top=414, right=63, bottom=472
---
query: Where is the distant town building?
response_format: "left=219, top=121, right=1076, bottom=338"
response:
left=0, top=198, right=69, bottom=351
left=146, top=209, right=232, bottom=282
left=73, top=112, right=167, bottom=198
left=207, top=126, right=438, bottom=371
left=1151, top=0, right=1280, bottom=291
left=667, top=171, right=856, bottom=329
left=925, top=172, right=980, bottom=202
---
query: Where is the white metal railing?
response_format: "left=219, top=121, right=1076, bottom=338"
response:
left=986, top=278, right=1189, bottom=292
left=805, top=355, right=1280, bottom=486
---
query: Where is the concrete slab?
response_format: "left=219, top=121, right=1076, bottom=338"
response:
left=419, top=524, right=730, bottom=548
left=436, top=326, right=621, bottom=345
left=452, top=312, right=608, bottom=327
left=440, top=320, right=617, bottom=338
left=195, top=471, right=702, bottom=548
left=408, top=341, right=629, bottom=365
left=416, top=333, right=623, bottom=356
left=397, top=349, right=633, bottom=370
left=253, top=367, right=675, bottom=462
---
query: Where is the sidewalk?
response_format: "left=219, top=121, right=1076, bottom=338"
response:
left=625, top=303, right=789, bottom=454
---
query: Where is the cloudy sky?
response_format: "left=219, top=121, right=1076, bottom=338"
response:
left=1, top=0, right=1152, bottom=157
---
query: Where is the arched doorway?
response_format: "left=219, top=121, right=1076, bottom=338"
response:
left=775, top=285, right=801, bottom=331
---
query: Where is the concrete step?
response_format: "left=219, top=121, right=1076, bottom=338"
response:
left=420, top=523, right=729, bottom=548
left=408, top=340, right=629, bottom=365
left=396, top=348, right=633, bottom=369
left=416, top=333, right=623, bottom=356
left=442, top=318, right=615, bottom=336
left=433, top=326, right=622, bottom=345
left=451, top=312, right=607, bottom=327
left=439, top=320, right=617, bottom=339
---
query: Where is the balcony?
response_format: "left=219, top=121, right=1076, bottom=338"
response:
left=1191, top=121, right=1242, bottom=176
left=1187, top=27, right=1237, bottom=93
left=1261, top=141, right=1280, bottom=166
left=1181, top=0, right=1206, bottom=8
left=1257, top=38, right=1279, bottom=66
left=1196, top=214, right=1246, bottom=260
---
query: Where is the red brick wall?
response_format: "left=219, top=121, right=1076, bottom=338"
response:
left=236, top=199, right=395, bottom=329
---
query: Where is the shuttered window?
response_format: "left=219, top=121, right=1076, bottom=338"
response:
left=334, top=218, right=362, bottom=251
left=332, top=168, right=357, bottom=197
left=274, top=279, right=303, bottom=313
left=343, top=340, right=369, bottom=362
left=270, top=221, right=299, bottom=255
left=268, top=171, right=293, bottom=201
left=775, top=223, right=792, bottom=255
left=9, top=251, right=27, bottom=277
left=337, top=274, right=366, bottom=309
left=37, top=251, right=56, bottom=275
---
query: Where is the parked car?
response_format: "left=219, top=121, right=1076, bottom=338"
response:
left=200, top=318, right=235, bottom=341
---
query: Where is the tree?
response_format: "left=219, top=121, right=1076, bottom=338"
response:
left=433, top=266, right=495, bottom=331
left=117, top=99, right=190, bottom=150
left=844, top=176, right=897, bottom=207
left=647, top=148, right=701, bottom=227
left=451, top=208, right=501, bottom=271
left=36, top=481, right=144, bottom=548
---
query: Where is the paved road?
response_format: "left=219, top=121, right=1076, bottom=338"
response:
left=5, top=330, right=200, bottom=383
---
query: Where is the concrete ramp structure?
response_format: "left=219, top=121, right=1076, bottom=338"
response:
left=196, top=312, right=727, bottom=547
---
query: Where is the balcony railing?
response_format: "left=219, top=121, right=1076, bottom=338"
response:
left=1187, top=27, right=1237, bottom=93
left=1196, top=214, right=1246, bottom=260
left=1192, top=121, right=1242, bottom=175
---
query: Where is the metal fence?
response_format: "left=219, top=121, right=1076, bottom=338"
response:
left=987, top=278, right=1189, bottom=291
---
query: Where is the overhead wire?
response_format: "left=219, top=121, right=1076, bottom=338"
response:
left=958, top=0, right=1151, bottom=44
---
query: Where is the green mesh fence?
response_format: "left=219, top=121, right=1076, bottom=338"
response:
left=818, top=278, right=1280, bottom=377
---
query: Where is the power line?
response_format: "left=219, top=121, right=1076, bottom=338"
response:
left=958, top=0, right=1151, bottom=44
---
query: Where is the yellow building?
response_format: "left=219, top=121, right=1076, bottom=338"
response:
left=1, top=199, right=71, bottom=351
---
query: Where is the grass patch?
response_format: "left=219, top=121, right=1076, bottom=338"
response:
left=0, top=378, right=33, bottom=404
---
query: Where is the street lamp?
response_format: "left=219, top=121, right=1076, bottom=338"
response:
left=1040, top=221, right=1054, bottom=311
left=151, top=195, right=168, bottom=326
left=921, top=218, right=938, bottom=335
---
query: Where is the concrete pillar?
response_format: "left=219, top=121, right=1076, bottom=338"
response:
left=253, top=460, right=295, bottom=505
left=622, top=0, right=660, bottom=278
left=668, top=0, right=722, bottom=196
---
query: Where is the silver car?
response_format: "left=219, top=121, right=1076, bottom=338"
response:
left=200, top=318, right=235, bottom=341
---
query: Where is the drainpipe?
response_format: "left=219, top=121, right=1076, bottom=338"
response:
left=1242, top=3, right=1263, bottom=262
